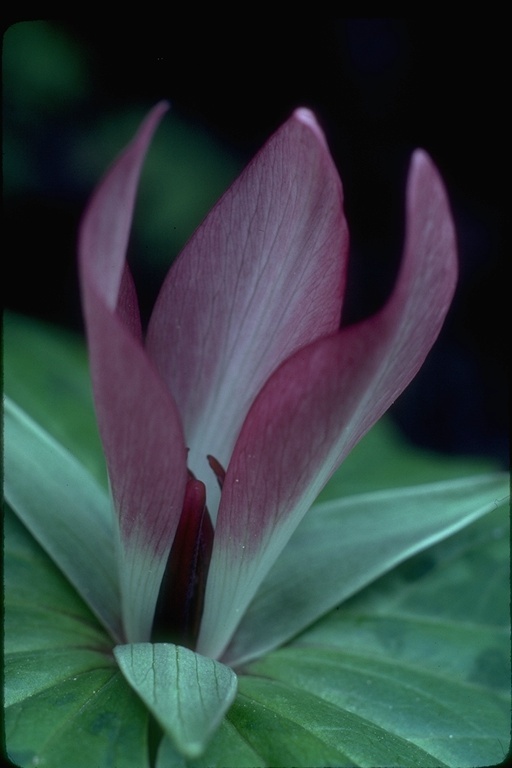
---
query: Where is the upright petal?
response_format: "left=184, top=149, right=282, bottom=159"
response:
left=78, top=103, right=188, bottom=642
left=197, top=150, right=458, bottom=659
left=146, top=109, right=348, bottom=521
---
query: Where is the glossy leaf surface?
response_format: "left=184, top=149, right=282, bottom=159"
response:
left=115, top=644, right=237, bottom=759
left=4, top=507, right=150, bottom=768
left=225, top=473, right=509, bottom=664
left=4, top=397, right=121, bottom=641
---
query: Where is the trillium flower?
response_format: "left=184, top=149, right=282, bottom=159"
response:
left=6, top=102, right=510, bottom=765
left=78, top=102, right=457, bottom=661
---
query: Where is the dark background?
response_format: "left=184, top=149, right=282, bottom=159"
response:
left=3, top=18, right=508, bottom=464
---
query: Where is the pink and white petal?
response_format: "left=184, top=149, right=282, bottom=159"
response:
left=146, top=109, right=348, bottom=520
left=116, top=264, right=143, bottom=341
left=197, top=150, right=457, bottom=659
left=78, top=103, right=188, bottom=642
left=80, top=102, right=169, bottom=311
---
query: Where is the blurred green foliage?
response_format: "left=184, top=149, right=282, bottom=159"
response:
left=4, top=20, right=243, bottom=288
left=4, top=21, right=90, bottom=113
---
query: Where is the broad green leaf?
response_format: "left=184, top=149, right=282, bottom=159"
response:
left=114, top=643, right=238, bottom=760
left=231, top=676, right=448, bottom=767
left=4, top=396, right=122, bottom=641
left=3, top=311, right=106, bottom=483
left=4, top=506, right=150, bottom=768
left=165, top=681, right=439, bottom=767
left=157, top=718, right=265, bottom=768
left=5, top=666, right=150, bottom=768
left=245, top=502, right=510, bottom=768
left=240, top=650, right=505, bottom=767
left=226, top=473, right=509, bottom=665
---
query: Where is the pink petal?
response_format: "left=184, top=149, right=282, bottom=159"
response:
left=78, top=103, right=188, bottom=642
left=197, top=150, right=458, bottom=659
left=145, top=109, right=349, bottom=522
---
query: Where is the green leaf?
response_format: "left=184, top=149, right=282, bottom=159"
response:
left=159, top=680, right=439, bottom=767
left=4, top=396, right=122, bottom=641
left=240, top=503, right=510, bottom=768
left=232, top=676, right=447, bottom=767
left=114, top=643, right=238, bottom=760
left=156, top=718, right=266, bottom=768
left=4, top=506, right=150, bottom=768
left=3, top=311, right=106, bottom=484
left=226, top=473, right=509, bottom=665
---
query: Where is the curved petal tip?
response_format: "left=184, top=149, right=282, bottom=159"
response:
left=149, top=100, right=171, bottom=121
left=292, top=107, right=327, bottom=147
left=409, top=148, right=450, bottom=200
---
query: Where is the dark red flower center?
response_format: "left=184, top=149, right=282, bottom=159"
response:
left=152, top=458, right=226, bottom=649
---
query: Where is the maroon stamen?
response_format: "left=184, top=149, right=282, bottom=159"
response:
left=152, top=478, right=214, bottom=649
left=207, top=454, right=226, bottom=490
